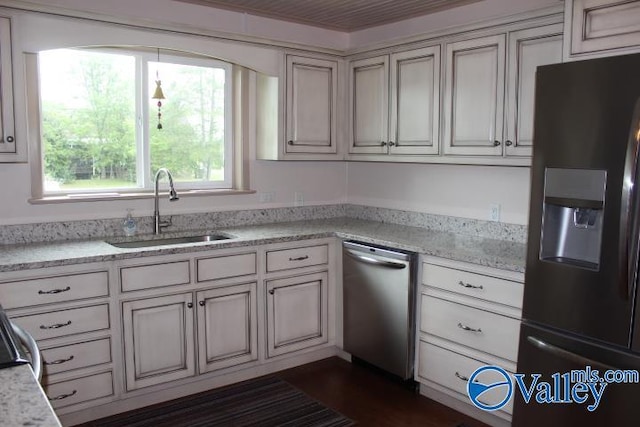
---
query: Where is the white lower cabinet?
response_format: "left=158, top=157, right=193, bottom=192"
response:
left=196, top=283, right=258, bottom=373
left=266, top=271, right=329, bottom=357
left=417, top=257, right=524, bottom=425
left=122, top=282, right=258, bottom=391
left=122, top=293, right=196, bottom=390
left=0, top=263, right=115, bottom=413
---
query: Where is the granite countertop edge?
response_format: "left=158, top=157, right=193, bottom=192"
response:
left=0, top=218, right=526, bottom=273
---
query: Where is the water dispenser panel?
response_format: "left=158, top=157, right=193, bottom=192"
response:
left=540, top=168, right=607, bottom=270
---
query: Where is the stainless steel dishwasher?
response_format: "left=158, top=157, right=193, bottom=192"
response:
left=342, top=241, right=417, bottom=380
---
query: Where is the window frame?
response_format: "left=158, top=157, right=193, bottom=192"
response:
left=35, top=46, right=234, bottom=196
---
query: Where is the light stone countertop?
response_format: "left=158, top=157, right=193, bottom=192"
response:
left=0, top=217, right=525, bottom=426
left=0, top=217, right=526, bottom=273
left=0, top=364, right=62, bottom=427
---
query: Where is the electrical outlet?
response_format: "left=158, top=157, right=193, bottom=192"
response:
left=294, top=192, right=304, bottom=207
left=259, top=192, right=275, bottom=203
left=489, top=203, right=501, bottom=222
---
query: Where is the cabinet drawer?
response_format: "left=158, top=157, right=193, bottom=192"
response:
left=12, top=304, right=110, bottom=341
left=418, top=340, right=513, bottom=415
left=421, top=296, right=520, bottom=362
left=423, top=263, right=523, bottom=308
left=0, top=271, right=109, bottom=310
left=266, top=244, right=328, bottom=272
left=44, top=371, right=113, bottom=409
left=120, top=260, right=190, bottom=292
left=42, top=338, right=111, bottom=376
left=197, top=252, right=257, bottom=282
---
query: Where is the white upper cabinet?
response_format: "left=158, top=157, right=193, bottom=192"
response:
left=389, top=47, right=441, bottom=155
left=505, top=24, right=563, bottom=157
left=285, top=55, right=338, bottom=155
left=565, top=0, right=640, bottom=59
left=0, top=16, right=16, bottom=159
left=350, top=55, right=389, bottom=154
left=443, top=24, right=562, bottom=159
left=349, top=47, right=441, bottom=156
left=443, top=34, right=506, bottom=156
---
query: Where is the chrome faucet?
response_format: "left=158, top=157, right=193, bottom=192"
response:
left=154, top=168, right=179, bottom=234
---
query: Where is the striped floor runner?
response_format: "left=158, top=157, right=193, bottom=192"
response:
left=86, top=376, right=354, bottom=427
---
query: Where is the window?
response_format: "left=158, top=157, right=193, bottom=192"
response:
left=38, top=48, right=232, bottom=195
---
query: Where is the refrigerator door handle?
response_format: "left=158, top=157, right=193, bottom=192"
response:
left=619, top=98, right=640, bottom=300
left=527, top=336, right=618, bottom=370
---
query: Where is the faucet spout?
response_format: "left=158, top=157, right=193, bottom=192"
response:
left=154, top=168, right=179, bottom=234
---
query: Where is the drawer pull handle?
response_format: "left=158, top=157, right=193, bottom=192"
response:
left=49, top=390, right=77, bottom=401
left=457, top=322, right=482, bottom=333
left=458, top=280, right=483, bottom=290
left=44, top=355, right=75, bottom=366
left=38, top=286, right=71, bottom=295
left=40, top=320, right=72, bottom=330
left=455, top=371, right=469, bottom=382
left=289, top=255, right=309, bottom=261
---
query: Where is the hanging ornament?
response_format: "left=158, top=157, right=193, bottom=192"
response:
left=152, top=48, right=165, bottom=130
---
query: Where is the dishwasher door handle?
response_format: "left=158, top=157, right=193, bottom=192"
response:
left=345, top=249, right=407, bottom=269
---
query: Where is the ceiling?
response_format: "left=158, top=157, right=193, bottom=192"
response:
left=175, top=0, right=483, bottom=31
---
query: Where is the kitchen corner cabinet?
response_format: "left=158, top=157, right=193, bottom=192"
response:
left=443, top=24, right=562, bottom=158
left=416, top=257, right=524, bottom=424
left=285, top=55, right=338, bottom=156
left=0, top=16, right=17, bottom=159
left=565, top=0, right=640, bottom=59
left=349, top=46, right=440, bottom=156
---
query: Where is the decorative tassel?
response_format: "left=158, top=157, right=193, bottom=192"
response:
left=152, top=78, right=165, bottom=130
left=152, top=48, right=166, bottom=130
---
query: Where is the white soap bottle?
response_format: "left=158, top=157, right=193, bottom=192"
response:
left=122, top=209, right=137, bottom=237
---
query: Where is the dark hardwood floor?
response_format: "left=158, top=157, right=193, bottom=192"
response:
left=277, top=357, right=489, bottom=427
left=80, top=357, right=489, bottom=427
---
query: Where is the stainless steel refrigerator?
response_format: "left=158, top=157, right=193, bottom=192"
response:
left=513, top=53, right=640, bottom=426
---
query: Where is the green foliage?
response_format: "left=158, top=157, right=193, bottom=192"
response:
left=41, top=49, right=227, bottom=190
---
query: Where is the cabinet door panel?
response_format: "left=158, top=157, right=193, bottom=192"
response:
left=122, top=293, right=195, bottom=390
left=444, top=35, right=506, bottom=156
left=350, top=56, right=389, bottom=154
left=390, top=47, right=441, bottom=155
left=266, top=272, right=328, bottom=357
left=0, top=17, right=16, bottom=156
left=506, top=25, right=563, bottom=157
left=286, top=56, right=337, bottom=154
left=570, top=0, right=640, bottom=55
left=196, top=283, right=258, bottom=373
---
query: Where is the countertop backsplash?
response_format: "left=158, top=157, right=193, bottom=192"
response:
left=0, top=204, right=527, bottom=246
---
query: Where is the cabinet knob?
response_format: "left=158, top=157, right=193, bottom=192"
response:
left=187, top=302, right=193, bottom=309
left=388, top=141, right=396, bottom=147
left=380, top=141, right=387, bottom=146
left=5, top=136, right=14, bottom=143
left=287, top=140, right=294, bottom=145
left=199, top=301, right=205, bottom=306
left=268, top=289, right=275, bottom=295
left=505, top=140, right=513, bottom=146
left=493, top=140, right=501, bottom=147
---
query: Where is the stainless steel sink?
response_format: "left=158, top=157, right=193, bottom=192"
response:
left=107, top=233, right=232, bottom=249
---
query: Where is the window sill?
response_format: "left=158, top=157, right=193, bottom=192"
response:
left=28, top=189, right=256, bottom=204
